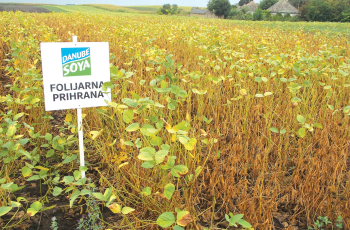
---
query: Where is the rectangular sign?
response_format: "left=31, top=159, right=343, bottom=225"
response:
left=41, top=42, right=111, bottom=111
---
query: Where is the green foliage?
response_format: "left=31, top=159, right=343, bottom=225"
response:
left=238, top=0, right=253, bottom=6
left=300, top=0, right=333, bottom=21
left=273, top=12, right=284, bottom=21
left=227, top=8, right=253, bottom=20
left=335, top=216, right=343, bottom=229
left=50, top=216, right=58, bottom=230
left=284, top=13, right=292, bottom=21
left=77, top=190, right=103, bottom=230
left=27, top=201, right=43, bottom=216
left=289, top=0, right=309, bottom=9
left=225, top=212, right=252, bottom=228
left=341, top=9, right=350, bottom=22
left=207, top=0, right=232, bottom=17
left=0, top=206, right=12, bottom=217
left=158, top=4, right=180, bottom=15
left=253, top=8, right=264, bottom=20
left=259, top=0, right=278, bottom=10
left=157, top=212, right=175, bottom=228
left=308, top=216, right=332, bottom=230
left=329, top=0, right=350, bottom=21
left=263, top=10, right=272, bottom=20
left=299, top=0, right=350, bottom=22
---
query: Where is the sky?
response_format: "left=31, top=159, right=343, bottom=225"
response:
left=0, top=0, right=240, bottom=7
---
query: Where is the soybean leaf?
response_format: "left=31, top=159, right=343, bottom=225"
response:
left=13, top=113, right=25, bottom=121
left=123, top=109, right=134, bottom=124
left=108, top=203, right=121, bottom=214
left=327, top=105, right=334, bottom=111
left=65, top=114, right=72, bottom=122
left=161, top=144, right=170, bottom=151
left=163, top=183, right=175, bottom=200
left=297, top=128, right=306, bottom=138
left=21, top=166, right=32, bottom=177
left=155, top=150, right=168, bottom=164
left=125, top=123, right=139, bottom=132
left=184, top=138, right=197, bottom=150
left=6, top=125, right=16, bottom=136
left=45, top=133, right=52, bottom=141
left=141, top=187, right=151, bottom=196
left=343, top=106, right=350, bottom=114
left=122, top=207, right=135, bottom=215
left=177, top=211, right=193, bottom=227
left=237, top=219, right=252, bottom=228
left=0, top=207, right=12, bottom=217
left=157, top=212, right=175, bottom=228
left=150, top=136, right=162, bottom=146
left=141, top=161, right=155, bottom=169
left=30, top=201, right=42, bottom=211
left=53, top=187, right=62, bottom=196
left=314, top=123, right=323, bottom=129
left=297, top=115, right=306, bottom=124
left=171, top=165, right=189, bottom=177
left=178, top=136, right=189, bottom=144
left=70, top=190, right=80, bottom=208
left=122, top=98, right=138, bottom=108
left=93, top=192, right=106, bottom=201
left=138, top=147, right=155, bottom=161
left=27, top=175, right=40, bottom=181
left=270, top=127, right=279, bottom=133
left=26, top=208, right=38, bottom=216
left=62, top=176, right=74, bottom=185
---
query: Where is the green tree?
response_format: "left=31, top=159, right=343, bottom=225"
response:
left=158, top=4, right=171, bottom=14
left=259, top=0, right=278, bottom=10
left=171, top=4, right=179, bottom=14
left=207, top=0, right=232, bottom=17
left=273, top=12, right=284, bottom=21
left=263, top=10, right=272, bottom=20
left=158, top=4, right=180, bottom=15
left=289, top=0, right=309, bottom=9
left=328, top=0, right=350, bottom=21
left=284, top=13, right=292, bottom=21
left=253, top=8, right=264, bottom=20
left=341, top=9, right=350, bottom=22
left=300, top=0, right=333, bottom=21
left=238, top=0, right=252, bottom=6
left=163, top=4, right=171, bottom=11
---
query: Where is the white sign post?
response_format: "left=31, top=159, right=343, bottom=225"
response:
left=41, top=36, right=111, bottom=178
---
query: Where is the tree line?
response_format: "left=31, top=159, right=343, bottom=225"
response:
left=207, top=0, right=350, bottom=22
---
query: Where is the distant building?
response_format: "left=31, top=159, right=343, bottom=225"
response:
left=190, top=7, right=224, bottom=19
left=238, top=1, right=259, bottom=14
left=268, top=0, right=299, bottom=16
